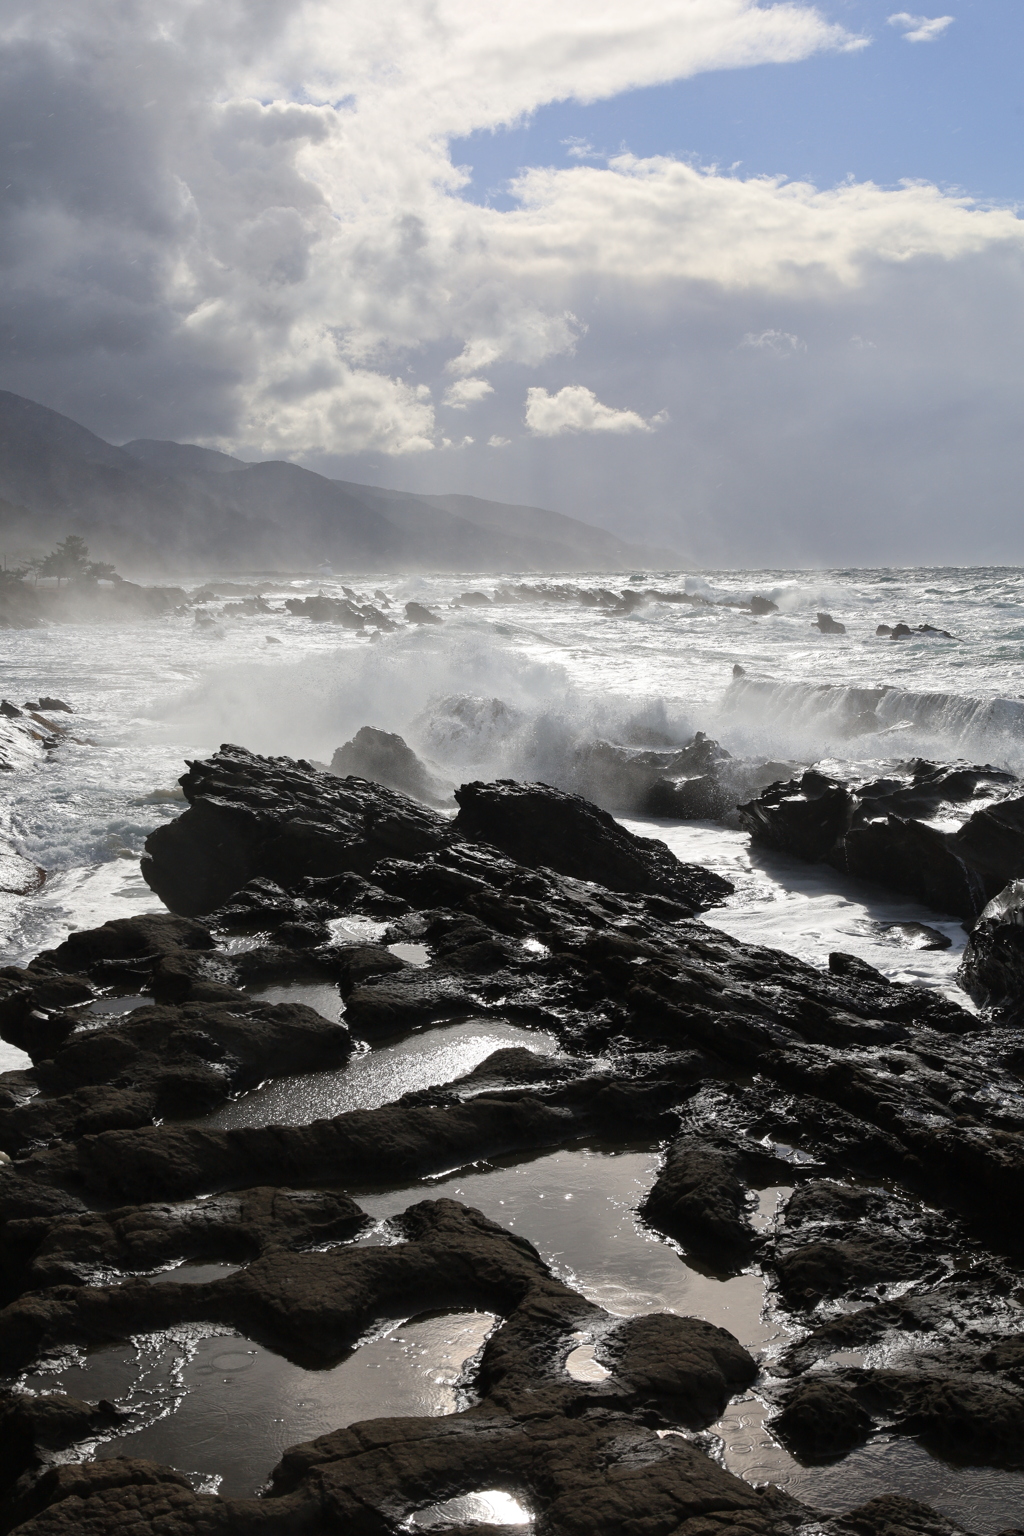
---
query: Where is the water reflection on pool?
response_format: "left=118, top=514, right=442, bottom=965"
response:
left=202, top=1021, right=558, bottom=1129
left=18, top=1311, right=497, bottom=1498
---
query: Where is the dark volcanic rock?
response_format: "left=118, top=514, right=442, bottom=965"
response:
left=765, top=1181, right=956, bottom=1308
left=773, top=1365, right=1024, bottom=1468
left=960, top=879, right=1024, bottom=1017
left=7, top=743, right=1024, bottom=1535
left=5, top=1421, right=809, bottom=1536
left=453, top=778, right=732, bottom=910
left=0, top=1458, right=203, bottom=1536
left=13, top=1072, right=679, bottom=1204
left=0, top=998, right=351, bottom=1154
left=405, top=600, right=442, bottom=624
left=20, top=1186, right=365, bottom=1289
left=283, top=594, right=394, bottom=629
left=640, top=1136, right=759, bottom=1263
left=772, top=1376, right=873, bottom=1460
left=142, top=747, right=731, bottom=920
left=142, top=745, right=452, bottom=914
left=739, top=768, right=852, bottom=862
left=740, top=760, right=1024, bottom=920
left=596, top=1312, right=757, bottom=1423
left=642, top=771, right=732, bottom=819
left=0, top=1391, right=123, bottom=1497
left=329, top=725, right=452, bottom=806
left=814, top=612, right=846, bottom=634
left=568, top=731, right=734, bottom=819
left=49, top=914, right=214, bottom=969
left=824, top=1494, right=992, bottom=1536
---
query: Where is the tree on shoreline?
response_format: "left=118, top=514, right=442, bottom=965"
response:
left=34, top=536, right=119, bottom=586
left=0, top=563, right=29, bottom=589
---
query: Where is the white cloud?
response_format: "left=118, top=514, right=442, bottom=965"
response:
left=3, top=0, right=1024, bottom=564
left=740, top=328, right=806, bottom=354
left=887, top=12, right=954, bottom=43
left=525, top=385, right=653, bottom=436
left=237, top=351, right=437, bottom=456
left=563, top=137, right=598, bottom=159
left=494, top=158, right=1019, bottom=293
left=0, top=0, right=872, bottom=456
left=442, top=377, right=495, bottom=409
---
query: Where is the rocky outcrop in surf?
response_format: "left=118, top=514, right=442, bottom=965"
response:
left=330, top=726, right=453, bottom=806
left=282, top=593, right=396, bottom=629
left=140, top=745, right=732, bottom=917
left=959, top=878, right=1024, bottom=1018
left=739, top=758, right=1024, bottom=920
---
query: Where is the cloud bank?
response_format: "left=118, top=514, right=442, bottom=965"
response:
left=0, top=0, right=1021, bottom=562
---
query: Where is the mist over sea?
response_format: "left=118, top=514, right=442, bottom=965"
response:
left=3, top=563, right=1021, bottom=1002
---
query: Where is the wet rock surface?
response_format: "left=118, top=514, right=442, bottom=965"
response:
left=329, top=726, right=453, bottom=806
left=740, top=759, right=1024, bottom=919
left=2, top=752, right=1023, bottom=1533
left=451, top=776, right=731, bottom=907
left=960, top=879, right=1024, bottom=1018
left=0, top=995, right=352, bottom=1156
left=141, top=745, right=727, bottom=917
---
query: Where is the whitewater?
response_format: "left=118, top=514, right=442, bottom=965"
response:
left=3, top=563, right=1024, bottom=1008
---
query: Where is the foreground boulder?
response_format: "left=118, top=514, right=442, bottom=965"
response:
left=740, top=759, right=1024, bottom=919
left=142, top=747, right=732, bottom=917
left=453, top=778, right=732, bottom=909
left=142, top=745, right=452, bottom=914
left=0, top=1392, right=123, bottom=1500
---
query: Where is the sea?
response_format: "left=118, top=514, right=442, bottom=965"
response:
left=2, top=563, right=1024, bottom=1528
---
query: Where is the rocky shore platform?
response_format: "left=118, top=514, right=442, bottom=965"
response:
left=1, top=746, right=1023, bottom=1536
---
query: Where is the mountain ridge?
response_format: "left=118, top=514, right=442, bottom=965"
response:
left=0, top=392, right=680, bottom=575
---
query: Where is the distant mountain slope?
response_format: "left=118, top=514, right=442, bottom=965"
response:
left=0, top=391, right=679, bottom=574
left=123, top=439, right=249, bottom=476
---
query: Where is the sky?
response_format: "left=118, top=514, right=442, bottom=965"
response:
left=0, top=0, right=1021, bottom=566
